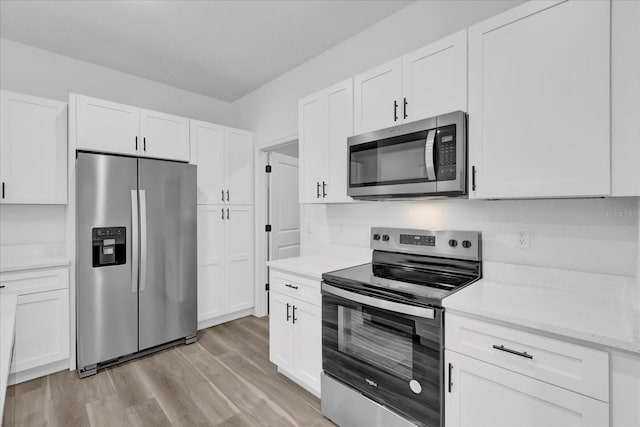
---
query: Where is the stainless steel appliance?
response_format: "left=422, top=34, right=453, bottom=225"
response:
left=348, top=111, right=467, bottom=199
left=76, top=152, right=197, bottom=378
left=321, top=227, right=481, bottom=427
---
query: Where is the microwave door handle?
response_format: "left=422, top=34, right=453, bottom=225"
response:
left=425, top=129, right=437, bottom=181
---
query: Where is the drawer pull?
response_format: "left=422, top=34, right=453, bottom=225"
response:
left=493, top=344, right=533, bottom=360
left=285, top=284, right=299, bottom=290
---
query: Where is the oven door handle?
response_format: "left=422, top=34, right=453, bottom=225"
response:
left=425, top=129, right=436, bottom=181
left=322, top=283, right=435, bottom=319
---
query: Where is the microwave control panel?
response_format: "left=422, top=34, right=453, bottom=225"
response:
left=436, top=124, right=456, bottom=181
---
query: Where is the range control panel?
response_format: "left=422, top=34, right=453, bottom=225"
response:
left=371, top=227, right=481, bottom=261
left=92, top=227, right=126, bottom=267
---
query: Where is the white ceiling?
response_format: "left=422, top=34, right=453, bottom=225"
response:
left=0, top=0, right=412, bottom=102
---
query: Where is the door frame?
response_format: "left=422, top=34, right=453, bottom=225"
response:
left=253, top=133, right=300, bottom=317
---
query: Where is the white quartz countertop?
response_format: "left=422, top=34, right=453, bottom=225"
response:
left=443, top=262, right=640, bottom=354
left=267, top=246, right=372, bottom=280
left=0, top=245, right=70, bottom=273
left=0, top=292, right=18, bottom=420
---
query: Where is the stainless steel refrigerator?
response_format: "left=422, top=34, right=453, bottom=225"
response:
left=76, top=152, right=197, bottom=378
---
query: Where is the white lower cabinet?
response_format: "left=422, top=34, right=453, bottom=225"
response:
left=445, top=350, right=609, bottom=427
left=0, top=266, right=70, bottom=383
left=197, top=205, right=254, bottom=327
left=269, top=271, right=321, bottom=396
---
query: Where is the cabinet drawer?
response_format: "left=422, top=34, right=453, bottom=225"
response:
left=0, top=267, right=69, bottom=295
left=445, top=313, right=609, bottom=402
left=270, top=270, right=320, bottom=306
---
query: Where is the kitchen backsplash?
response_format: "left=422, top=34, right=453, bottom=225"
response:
left=303, top=197, right=639, bottom=277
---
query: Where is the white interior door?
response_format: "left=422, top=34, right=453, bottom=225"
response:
left=269, top=152, right=300, bottom=261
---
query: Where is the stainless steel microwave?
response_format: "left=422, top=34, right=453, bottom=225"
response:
left=347, top=111, right=467, bottom=199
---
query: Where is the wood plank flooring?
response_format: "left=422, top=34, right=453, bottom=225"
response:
left=3, top=316, right=334, bottom=427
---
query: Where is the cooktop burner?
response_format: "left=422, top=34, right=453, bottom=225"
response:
left=322, top=228, right=482, bottom=307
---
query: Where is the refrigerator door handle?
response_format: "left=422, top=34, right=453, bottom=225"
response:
left=130, top=190, right=139, bottom=293
left=139, top=190, right=148, bottom=292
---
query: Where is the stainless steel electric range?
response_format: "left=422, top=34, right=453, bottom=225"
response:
left=321, top=227, right=482, bottom=427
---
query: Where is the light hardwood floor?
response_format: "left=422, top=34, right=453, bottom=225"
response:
left=3, top=316, right=333, bottom=427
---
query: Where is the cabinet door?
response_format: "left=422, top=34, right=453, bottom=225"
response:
left=0, top=91, right=67, bottom=204
left=298, top=94, right=325, bottom=204
left=327, top=80, right=354, bottom=203
left=75, top=95, right=139, bottom=156
left=197, top=206, right=226, bottom=323
left=190, top=120, right=226, bottom=204
left=445, top=350, right=609, bottom=427
left=402, top=30, right=467, bottom=123
left=140, top=109, right=190, bottom=162
left=611, top=0, right=640, bottom=196
left=269, top=291, right=294, bottom=372
left=353, top=58, right=402, bottom=134
left=468, top=0, right=610, bottom=199
left=293, top=299, right=321, bottom=393
left=225, top=206, right=254, bottom=313
left=226, top=128, right=253, bottom=205
left=13, top=289, right=70, bottom=373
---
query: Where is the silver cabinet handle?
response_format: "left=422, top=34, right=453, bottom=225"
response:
left=425, top=129, right=436, bottom=181
left=226, top=208, right=229, bottom=220
left=139, top=190, right=147, bottom=292
left=130, top=190, right=139, bottom=294
left=493, top=344, right=533, bottom=359
left=322, top=283, right=435, bottom=319
left=285, top=284, right=299, bottom=290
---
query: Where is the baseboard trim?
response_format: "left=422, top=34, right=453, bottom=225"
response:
left=197, top=308, right=254, bottom=330
left=10, top=359, right=69, bottom=385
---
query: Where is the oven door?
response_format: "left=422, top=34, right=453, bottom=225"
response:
left=322, top=282, right=443, bottom=427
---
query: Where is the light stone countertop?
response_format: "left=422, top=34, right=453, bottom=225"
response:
left=0, top=292, right=18, bottom=421
left=443, top=262, right=640, bottom=354
left=0, top=245, right=70, bottom=274
left=266, top=245, right=372, bottom=280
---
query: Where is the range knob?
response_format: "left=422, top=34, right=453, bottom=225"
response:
left=373, top=234, right=381, bottom=241
left=382, top=235, right=390, bottom=242
left=448, top=239, right=458, bottom=247
left=462, top=240, right=472, bottom=249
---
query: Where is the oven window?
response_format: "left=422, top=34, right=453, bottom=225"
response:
left=337, top=306, right=414, bottom=381
left=350, top=131, right=430, bottom=187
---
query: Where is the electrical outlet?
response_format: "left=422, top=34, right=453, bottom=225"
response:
left=516, top=229, right=530, bottom=249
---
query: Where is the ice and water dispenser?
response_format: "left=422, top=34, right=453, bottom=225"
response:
left=92, top=227, right=126, bottom=267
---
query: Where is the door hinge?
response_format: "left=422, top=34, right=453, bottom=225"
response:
left=265, top=164, right=272, bottom=173
left=265, top=224, right=272, bottom=232
left=265, top=283, right=270, bottom=291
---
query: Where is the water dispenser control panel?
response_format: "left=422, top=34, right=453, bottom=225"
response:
left=92, top=227, right=126, bottom=267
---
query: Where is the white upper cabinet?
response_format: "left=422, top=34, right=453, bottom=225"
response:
left=190, top=120, right=226, bottom=204
left=353, top=31, right=467, bottom=135
left=74, top=94, right=189, bottom=162
left=0, top=91, right=68, bottom=204
left=299, top=79, right=353, bottom=204
left=468, top=0, right=610, bottom=199
left=611, top=0, right=640, bottom=196
left=139, top=109, right=189, bottom=162
left=402, top=30, right=467, bottom=123
left=226, top=128, right=254, bottom=205
left=354, top=59, right=402, bottom=134
left=76, top=95, right=139, bottom=156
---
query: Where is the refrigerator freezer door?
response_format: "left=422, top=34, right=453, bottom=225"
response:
left=77, top=152, right=139, bottom=368
left=138, top=158, right=197, bottom=350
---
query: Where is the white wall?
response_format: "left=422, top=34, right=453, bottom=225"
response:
left=0, top=37, right=239, bottom=248
left=234, top=0, right=524, bottom=145
left=236, top=0, right=639, bottom=277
